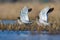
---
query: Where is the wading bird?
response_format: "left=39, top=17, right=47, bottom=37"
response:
left=17, top=6, right=32, bottom=25
left=36, top=6, right=54, bottom=26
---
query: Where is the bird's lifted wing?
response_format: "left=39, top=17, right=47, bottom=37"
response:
left=38, top=6, right=54, bottom=26
left=20, top=6, right=31, bottom=23
left=39, top=6, right=51, bottom=23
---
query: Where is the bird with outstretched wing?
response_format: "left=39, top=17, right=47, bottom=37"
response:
left=17, top=6, right=32, bottom=24
left=37, top=6, right=54, bottom=26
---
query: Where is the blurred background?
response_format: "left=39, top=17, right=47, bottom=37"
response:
left=0, top=0, right=59, bottom=3
left=0, top=0, right=60, bottom=3
left=0, top=0, right=60, bottom=32
left=0, top=0, right=60, bottom=20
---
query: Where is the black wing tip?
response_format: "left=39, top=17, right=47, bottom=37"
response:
left=28, top=8, right=32, bottom=12
left=47, top=8, right=54, bottom=13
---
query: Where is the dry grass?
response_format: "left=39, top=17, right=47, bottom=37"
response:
left=0, top=21, right=60, bottom=34
left=0, top=3, right=59, bottom=19
left=0, top=2, right=60, bottom=33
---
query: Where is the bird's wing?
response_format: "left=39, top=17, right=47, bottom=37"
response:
left=39, top=6, right=50, bottom=23
left=20, top=6, right=30, bottom=23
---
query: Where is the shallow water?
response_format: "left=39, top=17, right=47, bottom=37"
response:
left=0, top=30, right=60, bottom=40
left=0, top=20, right=60, bottom=40
left=0, top=20, right=16, bottom=24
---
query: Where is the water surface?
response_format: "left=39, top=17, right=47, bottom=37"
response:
left=0, top=20, right=60, bottom=40
left=0, top=20, right=16, bottom=24
left=0, top=30, right=60, bottom=40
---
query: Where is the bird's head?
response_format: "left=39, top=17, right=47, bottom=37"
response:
left=17, top=17, right=20, bottom=19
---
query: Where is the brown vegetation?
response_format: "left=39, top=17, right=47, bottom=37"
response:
left=0, top=2, right=60, bottom=34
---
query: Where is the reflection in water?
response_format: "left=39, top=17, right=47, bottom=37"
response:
left=0, top=30, right=60, bottom=40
